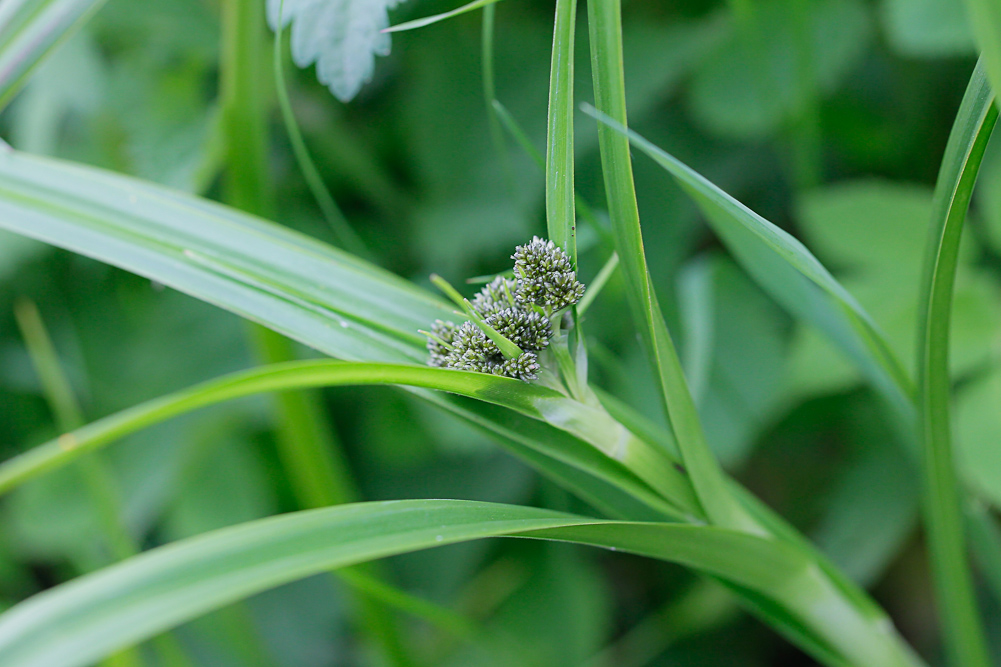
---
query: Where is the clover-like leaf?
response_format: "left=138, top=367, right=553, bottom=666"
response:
left=267, top=0, right=406, bottom=102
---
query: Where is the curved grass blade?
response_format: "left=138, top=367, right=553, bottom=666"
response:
left=384, top=0, right=502, bottom=33
left=916, top=58, right=997, bottom=667
left=582, top=104, right=916, bottom=425
left=0, top=498, right=899, bottom=667
left=547, top=0, right=577, bottom=260
left=0, top=148, right=450, bottom=363
left=585, top=0, right=751, bottom=532
left=0, top=360, right=696, bottom=521
left=0, top=0, right=107, bottom=110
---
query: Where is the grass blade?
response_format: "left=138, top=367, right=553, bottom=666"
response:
left=0, top=0, right=106, bottom=110
left=916, top=58, right=997, bottom=667
left=585, top=0, right=751, bottom=531
left=547, top=0, right=577, bottom=259
left=0, top=360, right=696, bottom=521
left=0, top=498, right=865, bottom=667
left=582, top=104, right=915, bottom=424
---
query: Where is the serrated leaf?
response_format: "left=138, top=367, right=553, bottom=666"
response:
left=267, top=0, right=405, bottom=102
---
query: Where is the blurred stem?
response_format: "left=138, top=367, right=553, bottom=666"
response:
left=490, top=99, right=612, bottom=248
left=481, top=3, right=514, bottom=194
left=272, top=1, right=372, bottom=259
left=219, top=4, right=436, bottom=666
left=584, top=580, right=737, bottom=667
left=787, top=0, right=821, bottom=189
left=12, top=299, right=190, bottom=667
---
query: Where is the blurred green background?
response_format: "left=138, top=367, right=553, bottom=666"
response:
left=2, top=0, right=1000, bottom=665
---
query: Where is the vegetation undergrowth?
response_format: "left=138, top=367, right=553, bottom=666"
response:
left=0, top=0, right=1000, bottom=666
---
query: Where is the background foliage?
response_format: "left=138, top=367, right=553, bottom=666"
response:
left=0, top=0, right=998, bottom=665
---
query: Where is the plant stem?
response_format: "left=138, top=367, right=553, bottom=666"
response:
left=585, top=0, right=753, bottom=533
left=481, top=3, right=513, bottom=193
left=546, top=0, right=577, bottom=261
left=272, top=2, right=372, bottom=259
left=915, top=59, right=996, bottom=667
left=12, top=299, right=191, bottom=667
left=219, top=4, right=436, bottom=665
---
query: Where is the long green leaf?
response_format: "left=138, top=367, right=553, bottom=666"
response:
left=0, top=360, right=695, bottom=520
left=547, top=0, right=577, bottom=260
left=0, top=0, right=107, bottom=110
left=916, top=59, right=997, bottom=667
left=582, top=105, right=916, bottom=424
left=0, top=498, right=893, bottom=667
left=585, top=0, right=751, bottom=531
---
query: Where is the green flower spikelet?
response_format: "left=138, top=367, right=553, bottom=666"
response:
left=425, top=238, right=585, bottom=381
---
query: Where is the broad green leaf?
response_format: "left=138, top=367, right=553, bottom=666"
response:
left=0, top=499, right=909, bottom=667
left=811, top=421, right=920, bottom=587
left=881, top=0, right=975, bottom=57
left=963, top=0, right=1001, bottom=99
left=915, top=58, right=996, bottom=667
left=787, top=181, right=999, bottom=398
left=679, top=256, right=788, bottom=469
left=266, top=0, right=406, bottom=102
left=585, top=107, right=915, bottom=425
left=688, top=0, right=873, bottom=139
left=957, top=366, right=1001, bottom=509
left=0, top=0, right=107, bottom=110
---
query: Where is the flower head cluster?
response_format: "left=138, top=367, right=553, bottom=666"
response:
left=512, top=237, right=585, bottom=314
left=426, top=238, right=585, bottom=381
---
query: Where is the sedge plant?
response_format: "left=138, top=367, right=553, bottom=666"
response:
left=0, top=1, right=998, bottom=666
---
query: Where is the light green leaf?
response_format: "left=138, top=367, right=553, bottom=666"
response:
left=0, top=361, right=696, bottom=522
left=585, top=4, right=752, bottom=533
left=0, top=499, right=856, bottom=667
left=267, top=0, right=406, bottom=102
left=0, top=0, right=107, bottom=110
left=963, top=0, right=1001, bottom=99
left=688, top=0, right=873, bottom=139
left=787, top=180, right=999, bottom=398
left=915, top=58, right=996, bottom=667
left=881, top=0, right=975, bottom=57
left=584, top=107, right=915, bottom=427
left=957, top=366, right=1001, bottom=509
